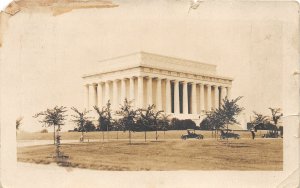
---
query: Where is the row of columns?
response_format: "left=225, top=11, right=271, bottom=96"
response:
left=84, top=76, right=231, bottom=114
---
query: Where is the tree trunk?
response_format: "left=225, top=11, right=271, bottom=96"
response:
left=117, top=130, right=118, bottom=140
left=156, top=127, right=158, bottom=141
left=144, top=130, right=146, bottom=142
left=53, top=125, right=56, bottom=145
left=107, top=124, right=109, bottom=141
left=164, top=130, right=165, bottom=140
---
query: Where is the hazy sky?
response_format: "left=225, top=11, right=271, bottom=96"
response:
left=1, top=0, right=297, bottom=132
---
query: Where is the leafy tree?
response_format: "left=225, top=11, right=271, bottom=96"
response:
left=152, top=109, right=164, bottom=140
left=111, top=118, right=122, bottom=140
left=199, top=117, right=214, bottom=130
left=33, top=106, right=67, bottom=145
left=94, top=100, right=113, bottom=141
left=158, top=113, right=171, bottom=139
left=71, top=107, right=92, bottom=142
left=115, top=98, right=138, bottom=144
left=202, top=96, right=244, bottom=139
left=216, top=96, right=244, bottom=131
left=251, top=111, right=270, bottom=130
left=137, top=104, right=156, bottom=142
left=84, top=120, right=96, bottom=132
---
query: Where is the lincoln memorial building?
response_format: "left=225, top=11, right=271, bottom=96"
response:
left=82, top=52, right=233, bottom=121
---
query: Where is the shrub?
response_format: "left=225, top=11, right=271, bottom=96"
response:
left=40, top=129, right=48, bottom=133
left=199, top=118, right=213, bottom=130
left=170, top=118, right=196, bottom=130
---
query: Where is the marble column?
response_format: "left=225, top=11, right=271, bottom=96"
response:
left=226, top=87, right=231, bottom=99
left=191, top=82, right=197, bottom=114
left=174, top=80, right=180, bottom=114
left=92, top=84, right=98, bottom=107
left=104, top=81, right=110, bottom=105
left=113, top=80, right=118, bottom=110
left=121, top=79, right=126, bottom=103
left=129, top=77, right=135, bottom=105
left=147, top=77, right=153, bottom=106
left=156, top=78, right=162, bottom=110
left=84, top=84, right=89, bottom=110
left=97, top=82, right=103, bottom=108
left=199, top=83, right=204, bottom=113
left=137, top=76, right=144, bottom=108
left=206, top=84, right=211, bottom=111
left=220, top=86, right=226, bottom=104
left=165, top=78, right=171, bottom=113
left=183, top=81, right=188, bottom=114
left=213, top=85, right=219, bottom=109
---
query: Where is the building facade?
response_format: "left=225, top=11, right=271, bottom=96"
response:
left=82, top=52, right=233, bottom=121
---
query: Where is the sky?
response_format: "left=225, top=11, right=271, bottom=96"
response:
left=1, top=0, right=297, bottom=132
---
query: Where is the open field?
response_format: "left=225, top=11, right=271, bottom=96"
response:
left=18, top=139, right=282, bottom=171
left=17, top=130, right=270, bottom=141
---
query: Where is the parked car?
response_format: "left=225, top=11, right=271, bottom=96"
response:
left=181, top=129, right=204, bottom=140
left=220, top=129, right=240, bottom=139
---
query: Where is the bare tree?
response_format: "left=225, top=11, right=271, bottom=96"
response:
left=269, top=108, right=283, bottom=127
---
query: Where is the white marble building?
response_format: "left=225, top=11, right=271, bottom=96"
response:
left=82, top=52, right=232, bottom=121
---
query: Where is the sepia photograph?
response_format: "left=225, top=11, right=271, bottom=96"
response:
left=0, top=0, right=299, bottom=187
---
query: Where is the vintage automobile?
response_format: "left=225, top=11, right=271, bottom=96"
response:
left=181, top=129, right=204, bottom=140
left=220, top=129, right=240, bottom=139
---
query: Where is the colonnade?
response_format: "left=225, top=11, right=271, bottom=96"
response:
left=84, top=76, right=231, bottom=115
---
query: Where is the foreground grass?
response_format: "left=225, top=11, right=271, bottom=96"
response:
left=18, top=139, right=282, bottom=171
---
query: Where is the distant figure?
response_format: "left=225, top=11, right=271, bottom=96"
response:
left=251, top=128, right=255, bottom=140
left=80, top=135, right=84, bottom=142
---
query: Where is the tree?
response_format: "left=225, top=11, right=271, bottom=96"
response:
left=70, top=107, right=92, bottom=142
left=202, top=96, right=244, bottom=140
left=94, top=100, right=113, bottom=141
left=152, top=109, right=164, bottom=141
left=115, top=98, right=138, bottom=144
left=33, top=106, right=67, bottom=145
left=251, top=111, right=270, bottom=130
left=137, top=104, right=156, bottom=142
left=216, top=96, right=244, bottom=132
left=158, top=113, right=171, bottom=139
left=268, top=108, right=283, bottom=136
left=269, top=108, right=283, bottom=127
left=84, top=120, right=96, bottom=132
left=94, top=105, right=106, bottom=140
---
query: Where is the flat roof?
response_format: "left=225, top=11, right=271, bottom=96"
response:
left=83, top=51, right=218, bottom=77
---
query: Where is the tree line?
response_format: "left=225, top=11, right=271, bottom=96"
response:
left=32, top=97, right=248, bottom=144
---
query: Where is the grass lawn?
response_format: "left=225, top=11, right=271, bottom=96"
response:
left=17, top=130, right=269, bottom=140
left=18, top=139, right=282, bottom=171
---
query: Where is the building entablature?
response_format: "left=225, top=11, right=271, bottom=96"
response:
left=83, top=66, right=232, bottom=87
